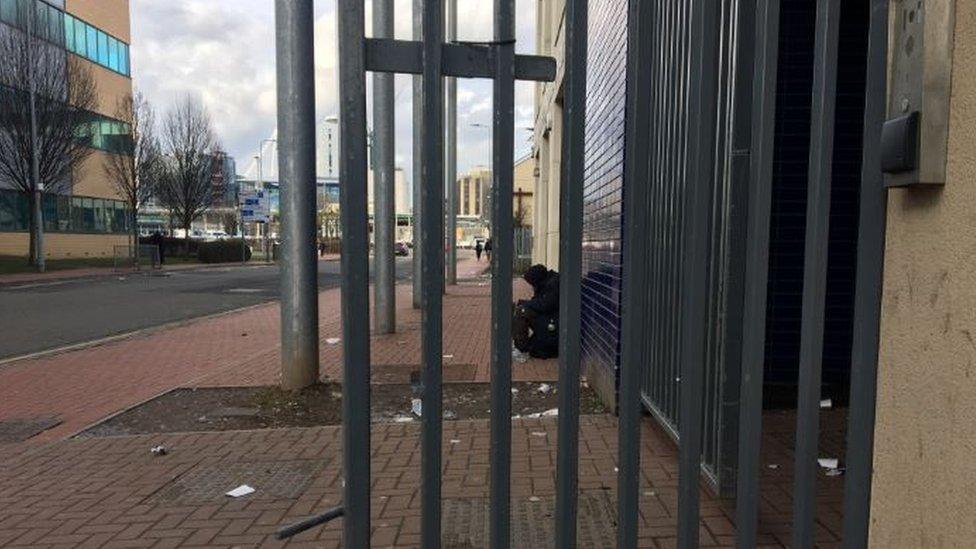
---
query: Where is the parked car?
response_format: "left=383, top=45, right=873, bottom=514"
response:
left=394, top=241, right=409, bottom=256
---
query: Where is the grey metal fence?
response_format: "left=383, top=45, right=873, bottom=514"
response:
left=271, top=0, right=890, bottom=547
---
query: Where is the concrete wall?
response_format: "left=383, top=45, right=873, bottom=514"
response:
left=0, top=232, right=127, bottom=258
left=869, top=3, right=976, bottom=546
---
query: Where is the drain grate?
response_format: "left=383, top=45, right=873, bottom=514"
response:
left=0, top=416, right=61, bottom=443
left=442, top=492, right=617, bottom=548
left=146, top=460, right=324, bottom=505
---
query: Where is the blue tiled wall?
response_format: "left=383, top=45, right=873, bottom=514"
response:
left=580, top=0, right=628, bottom=400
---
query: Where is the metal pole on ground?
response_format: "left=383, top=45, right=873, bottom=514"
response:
left=373, top=0, right=396, bottom=333
left=420, top=0, right=445, bottom=543
left=489, top=0, right=515, bottom=545
left=445, top=0, right=457, bottom=285
left=337, top=0, right=371, bottom=545
left=617, top=0, right=654, bottom=546
left=275, top=0, right=319, bottom=390
left=412, top=0, right=423, bottom=309
left=734, top=1, right=780, bottom=546
left=555, top=0, right=587, bottom=545
left=792, top=2, right=841, bottom=546
left=842, top=1, right=889, bottom=546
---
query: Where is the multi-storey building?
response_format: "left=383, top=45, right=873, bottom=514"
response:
left=455, top=166, right=491, bottom=220
left=0, top=0, right=133, bottom=259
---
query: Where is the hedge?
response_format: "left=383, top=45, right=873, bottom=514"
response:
left=198, top=239, right=252, bottom=263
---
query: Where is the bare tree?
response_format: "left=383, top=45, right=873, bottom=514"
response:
left=220, top=211, right=239, bottom=236
left=156, top=97, right=219, bottom=243
left=104, top=92, right=161, bottom=264
left=0, top=18, right=98, bottom=266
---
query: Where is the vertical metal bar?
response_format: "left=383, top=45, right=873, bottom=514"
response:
left=337, top=0, right=371, bottom=545
left=276, top=0, right=320, bottom=391
left=554, top=0, right=587, bottom=545
left=678, top=0, right=721, bottom=545
left=617, top=0, right=654, bottom=545
left=373, top=0, right=396, bottom=334
left=489, top=0, right=514, bottom=546
left=792, top=1, right=841, bottom=546
left=412, top=0, right=423, bottom=309
left=445, top=0, right=457, bottom=285
left=420, top=0, right=445, bottom=544
left=841, top=1, right=889, bottom=546
left=734, top=1, right=780, bottom=546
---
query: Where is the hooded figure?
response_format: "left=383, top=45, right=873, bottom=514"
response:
left=513, top=264, right=560, bottom=359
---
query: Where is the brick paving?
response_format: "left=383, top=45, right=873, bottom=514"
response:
left=0, top=413, right=846, bottom=548
left=0, top=252, right=848, bottom=547
left=0, top=254, right=550, bottom=444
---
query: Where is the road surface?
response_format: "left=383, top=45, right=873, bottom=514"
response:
left=0, top=257, right=414, bottom=360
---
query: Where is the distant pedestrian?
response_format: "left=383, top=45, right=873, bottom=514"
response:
left=475, top=240, right=483, bottom=261
left=152, top=231, right=166, bottom=265
left=319, top=241, right=326, bottom=258
left=484, top=237, right=492, bottom=261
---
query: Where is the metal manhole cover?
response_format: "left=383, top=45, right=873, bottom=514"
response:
left=146, top=460, right=324, bottom=505
left=442, top=492, right=617, bottom=548
left=0, top=416, right=62, bottom=443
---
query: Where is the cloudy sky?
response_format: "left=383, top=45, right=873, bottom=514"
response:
left=130, top=0, right=538, bottom=184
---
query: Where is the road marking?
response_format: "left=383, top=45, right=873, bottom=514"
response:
left=227, top=288, right=265, bottom=294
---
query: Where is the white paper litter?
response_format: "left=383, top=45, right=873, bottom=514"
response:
left=537, top=383, right=552, bottom=394
left=226, top=485, right=255, bottom=498
left=820, top=398, right=833, bottom=409
left=825, top=468, right=845, bottom=477
left=411, top=398, right=423, bottom=417
left=767, top=464, right=780, bottom=470
left=528, top=496, right=541, bottom=502
left=450, top=439, right=461, bottom=444
left=149, top=445, right=167, bottom=456
left=511, top=388, right=519, bottom=395
left=325, top=337, right=341, bottom=345
left=523, top=408, right=560, bottom=418
left=393, top=415, right=414, bottom=423
left=530, top=432, right=547, bottom=437
left=817, top=458, right=839, bottom=469
left=443, top=354, right=454, bottom=359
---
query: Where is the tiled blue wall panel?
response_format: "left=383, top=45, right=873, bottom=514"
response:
left=580, top=0, right=628, bottom=393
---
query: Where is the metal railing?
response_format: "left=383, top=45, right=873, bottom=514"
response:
left=271, top=0, right=891, bottom=547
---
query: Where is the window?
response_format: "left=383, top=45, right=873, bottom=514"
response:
left=96, top=30, right=107, bottom=66
left=46, top=3, right=61, bottom=45
left=85, top=24, right=96, bottom=59
left=73, top=16, right=85, bottom=53
left=0, top=0, right=17, bottom=24
left=107, top=36, right=118, bottom=72
left=3, top=1, right=131, bottom=76
left=119, top=43, right=128, bottom=75
left=63, top=12, right=73, bottom=47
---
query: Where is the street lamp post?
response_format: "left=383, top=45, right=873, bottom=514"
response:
left=27, top=6, right=44, bottom=272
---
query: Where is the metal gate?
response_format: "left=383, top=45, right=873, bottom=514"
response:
left=270, top=0, right=891, bottom=547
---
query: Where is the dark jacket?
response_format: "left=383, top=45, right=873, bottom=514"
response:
left=523, top=269, right=559, bottom=315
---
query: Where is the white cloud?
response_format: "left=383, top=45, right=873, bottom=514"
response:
left=131, top=0, right=538, bottom=183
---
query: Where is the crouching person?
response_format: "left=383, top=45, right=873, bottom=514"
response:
left=513, top=264, right=559, bottom=359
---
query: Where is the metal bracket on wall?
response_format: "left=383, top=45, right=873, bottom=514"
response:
left=884, top=0, right=956, bottom=187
